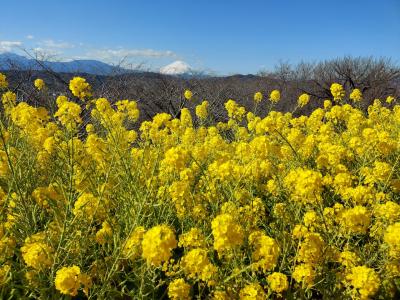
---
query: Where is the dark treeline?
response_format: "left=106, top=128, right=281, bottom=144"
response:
left=2, top=56, right=399, bottom=123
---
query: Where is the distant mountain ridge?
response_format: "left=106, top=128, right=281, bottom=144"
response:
left=0, top=52, right=211, bottom=77
left=0, top=52, right=129, bottom=75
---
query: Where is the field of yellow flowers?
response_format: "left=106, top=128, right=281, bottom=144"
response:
left=0, top=73, right=399, bottom=299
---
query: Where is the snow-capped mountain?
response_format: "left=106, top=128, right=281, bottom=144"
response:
left=159, top=60, right=212, bottom=77
left=160, top=60, right=192, bottom=75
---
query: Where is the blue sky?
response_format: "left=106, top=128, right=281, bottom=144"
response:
left=0, top=0, right=399, bottom=74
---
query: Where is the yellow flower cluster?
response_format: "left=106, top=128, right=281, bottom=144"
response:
left=0, top=73, right=8, bottom=89
left=168, top=278, right=191, bottom=300
left=32, top=184, right=63, bottom=209
left=330, top=83, right=345, bottom=101
left=141, top=224, right=177, bottom=266
left=224, top=99, right=246, bottom=121
left=0, top=76, right=400, bottom=298
left=249, top=231, right=280, bottom=272
left=211, top=213, right=244, bottom=254
left=21, top=233, right=53, bottom=270
left=195, top=100, right=209, bottom=120
left=374, top=201, right=400, bottom=221
left=297, top=233, right=325, bottom=264
left=2, top=91, right=16, bottom=113
left=69, top=76, right=92, bottom=100
left=339, top=206, right=371, bottom=234
left=184, top=89, right=193, bottom=101
left=34, top=78, right=45, bottom=91
left=73, top=192, right=107, bottom=221
left=54, top=95, right=82, bottom=129
left=284, top=168, right=323, bottom=204
left=123, top=226, right=146, bottom=260
left=0, top=225, right=15, bottom=262
left=338, top=250, right=360, bottom=267
left=292, top=263, right=316, bottom=287
left=345, top=266, right=380, bottom=299
left=10, top=101, right=51, bottom=149
left=180, top=248, right=217, bottom=283
left=269, top=89, right=280, bottom=103
left=178, top=228, right=206, bottom=249
left=298, top=93, right=310, bottom=107
left=253, top=91, right=263, bottom=103
left=0, top=264, right=10, bottom=285
left=239, top=283, right=266, bottom=300
left=267, top=272, right=288, bottom=293
left=384, top=223, right=400, bottom=258
left=386, top=95, right=395, bottom=104
left=350, top=88, right=362, bottom=102
left=95, top=221, right=113, bottom=245
left=55, top=265, right=91, bottom=296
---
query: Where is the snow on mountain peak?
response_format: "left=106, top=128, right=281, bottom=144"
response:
left=160, top=60, right=191, bottom=75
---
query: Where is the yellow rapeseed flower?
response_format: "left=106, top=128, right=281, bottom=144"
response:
left=330, top=83, right=345, bottom=101
left=168, top=278, right=191, bottom=300
left=195, top=100, right=209, bottom=120
left=249, top=230, right=280, bottom=272
left=73, top=193, right=106, bottom=220
left=184, top=89, right=193, bottom=100
left=384, top=223, right=400, bottom=259
left=123, top=226, right=146, bottom=260
left=267, top=272, right=288, bottom=293
left=69, top=77, right=92, bottom=100
left=2, top=91, right=17, bottom=113
left=141, top=224, right=177, bottom=266
left=386, top=95, right=395, bottom=104
left=54, top=266, right=81, bottom=296
left=180, top=248, right=217, bottom=283
left=297, top=233, right=325, bottom=264
left=178, top=228, right=206, bottom=249
left=340, top=206, right=371, bottom=234
left=345, top=266, right=380, bottom=299
left=211, top=213, right=244, bottom=254
left=0, top=264, right=10, bottom=285
left=54, top=97, right=82, bottom=129
left=21, top=241, right=53, bottom=270
left=269, top=89, right=281, bottom=103
left=298, top=93, right=310, bottom=107
left=239, top=283, right=266, bottom=300
left=34, top=78, right=45, bottom=91
left=349, top=88, right=362, bottom=102
left=224, top=99, right=246, bottom=121
left=254, top=91, right=263, bottom=103
left=95, top=221, right=113, bottom=245
left=292, top=263, right=316, bottom=287
left=0, top=73, right=8, bottom=89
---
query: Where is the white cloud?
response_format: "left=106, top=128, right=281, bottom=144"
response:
left=39, top=39, right=75, bottom=49
left=29, top=39, right=75, bottom=59
left=32, top=47, right=62, bottom=57
left=0, top=41, right=23, bottom=52
left=0, top=38, right=187, bottom=73
left=85, top=48, right=176, bottom=62
left=160, top=60, right=191, bottom=75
